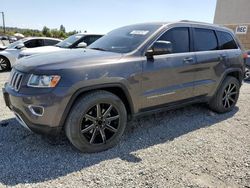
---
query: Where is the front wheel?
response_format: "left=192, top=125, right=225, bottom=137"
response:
left=0, top=56, right=11, bottom=71
left=209, top=76, right=240, bottom=113
left=65, top=90, right=127, bottom=153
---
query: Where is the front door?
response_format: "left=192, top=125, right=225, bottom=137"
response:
left=141, top=27, right=197, bottom=110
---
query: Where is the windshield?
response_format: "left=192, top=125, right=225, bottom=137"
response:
left=56, top=34, right=84, bottom=48
left=88, top=24, right=162, bottom=53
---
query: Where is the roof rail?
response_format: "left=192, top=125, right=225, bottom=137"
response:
left=178, top=20, right=227, bottom=28
left=178, top=20, right=209, bottom=24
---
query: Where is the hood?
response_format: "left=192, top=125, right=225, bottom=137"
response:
left=21, top=46, right=65, bottom=55
left=14, top=49, right=123, bottom=72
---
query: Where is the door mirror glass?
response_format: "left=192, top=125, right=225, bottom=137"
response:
left=77, top=42, right=87, bottom=48
left=146, top=40, right=173, bottom=58
left=15, top=43, right=25, bottom=49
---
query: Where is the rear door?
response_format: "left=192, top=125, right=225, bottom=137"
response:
left=216, top=30, right=243, bottom=69
left=192, top=27, right=224, bottom=97
left=141, top=26, right=197, bottom=109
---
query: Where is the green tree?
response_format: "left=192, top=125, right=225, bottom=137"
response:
left=67, top=30, right=78, bottom=37
left=50, top=29, right=59, bottom=38
left=42, top=26, right=51, bottom=37
left=59, top=25, right=66, bottom=33
left=2, top=26, right=79, bottom=39
left=23, top=29, right=33, bottom=36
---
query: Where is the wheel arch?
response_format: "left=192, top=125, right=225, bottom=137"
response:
left=212, top=68, right=243, bottom=97
left=0, top=54, right=10, bottom=61
left=226, top=70, right=243, bottom=83
left=59, top=83, right=135, bottom=127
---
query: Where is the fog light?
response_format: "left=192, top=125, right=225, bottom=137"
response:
left=28, top=105, right=44, bottom=116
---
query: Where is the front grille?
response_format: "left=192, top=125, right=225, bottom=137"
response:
left=8, top=70, right=23, bottom=91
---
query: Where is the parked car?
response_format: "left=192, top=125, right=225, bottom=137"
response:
left=0, top=37, right=61, bottom=71
left=0, top=36, right=10, bottom=49
left=9, top=36, right=18, bottom=43
left=0, top=36, right=18, bottom=51
left=18, top=33, right=103, bottom=59
left=0, top=44, right=7, bottom=51
left=0, top=36, right=8, bottom=40
left=2, top=21, right=245, bottom=152
left=244, top=50, right=250, bottom=81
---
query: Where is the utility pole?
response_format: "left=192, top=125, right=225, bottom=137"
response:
left=0, top=12, right=5, bottom=34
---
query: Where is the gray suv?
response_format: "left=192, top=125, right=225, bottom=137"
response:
left=2, top=21, right=245, bottom=152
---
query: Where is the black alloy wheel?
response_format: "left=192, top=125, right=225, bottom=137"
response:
left=209, top=76, right=240, bottom=113
left=222, top=83, right=238, bottom=109
left=65, top=91, right=127, bottom=153
left=81, top=103, right=120, bottom=145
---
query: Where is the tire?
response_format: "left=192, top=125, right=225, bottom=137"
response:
left=65, top=90, right=127, bottom=153
left=244, top=67, right=250, bottom=81
left=209, top=76, right=240, bottom=113
left=0, top=56, right=11, bottom=71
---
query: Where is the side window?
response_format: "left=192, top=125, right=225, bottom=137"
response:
left=194, top=28, right=218, bottom=51
left=217, top=31, right=238, bottom=50
left=158, top=27, right=190, bottom=53
left=44, top=39, right=60, bottom=46
left=83, top=36, right=102, bottom=46
left=90, top=36, right=102, bottom=44
left=81, top=36, right=90, bottom=46
left=24, top=39, right=43, bottom=48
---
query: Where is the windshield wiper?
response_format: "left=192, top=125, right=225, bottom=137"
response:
left=89, top=47, right=107, bottom=51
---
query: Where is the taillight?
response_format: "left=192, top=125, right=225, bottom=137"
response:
left=243, top=53, right=248, bottom=59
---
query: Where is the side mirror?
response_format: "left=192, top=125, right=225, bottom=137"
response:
left=15, top=43, right=25, bottom=49
left=146, top=41, right=173, bottom=58
left=77, top=42, right=87, bottom=48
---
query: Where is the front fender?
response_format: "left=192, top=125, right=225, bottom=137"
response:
left=58, top=79, right=138, bottom=127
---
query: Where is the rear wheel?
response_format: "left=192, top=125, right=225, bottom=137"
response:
left=0, top=56, right=11, bottom=71
left=65, top=91, right=127, bottom=153
left=244, top=67, right=250, bottom=81
left=209, top=76, right=240, bottom=113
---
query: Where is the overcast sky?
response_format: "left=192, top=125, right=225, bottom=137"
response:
left=1, top=0, right=217, bottom=33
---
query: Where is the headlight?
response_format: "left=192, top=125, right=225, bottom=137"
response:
left=27, top=74, right=61, bottom=88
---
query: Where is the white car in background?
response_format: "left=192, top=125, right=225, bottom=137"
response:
left=0, top=37, right=61, bottom=71
left=0, top=44, right=6, bottom=50
left=18, top=33, right=103, bottom=59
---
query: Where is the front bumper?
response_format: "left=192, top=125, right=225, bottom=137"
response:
left=2, top=85, right=70, bottom=135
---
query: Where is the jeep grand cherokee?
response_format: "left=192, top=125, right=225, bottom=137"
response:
left=3, top=21, right=245, bottom=152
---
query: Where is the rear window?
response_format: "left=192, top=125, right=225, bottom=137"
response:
left=83, top=35, right=103, bottom=46
left=44, top=39, right=60, bottom=46
left=194, top=28, right=218, bottom=51
left=217, top=31, right=238, bottom=50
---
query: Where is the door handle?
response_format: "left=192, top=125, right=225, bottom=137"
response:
left=183, top=57, right=194, bottom=63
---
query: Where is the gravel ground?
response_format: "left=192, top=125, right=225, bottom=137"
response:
left=0, top=71, right=249, bottom=188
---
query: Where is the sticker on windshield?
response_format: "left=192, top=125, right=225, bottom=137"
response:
left=130, top=30, right=149, bottom=35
